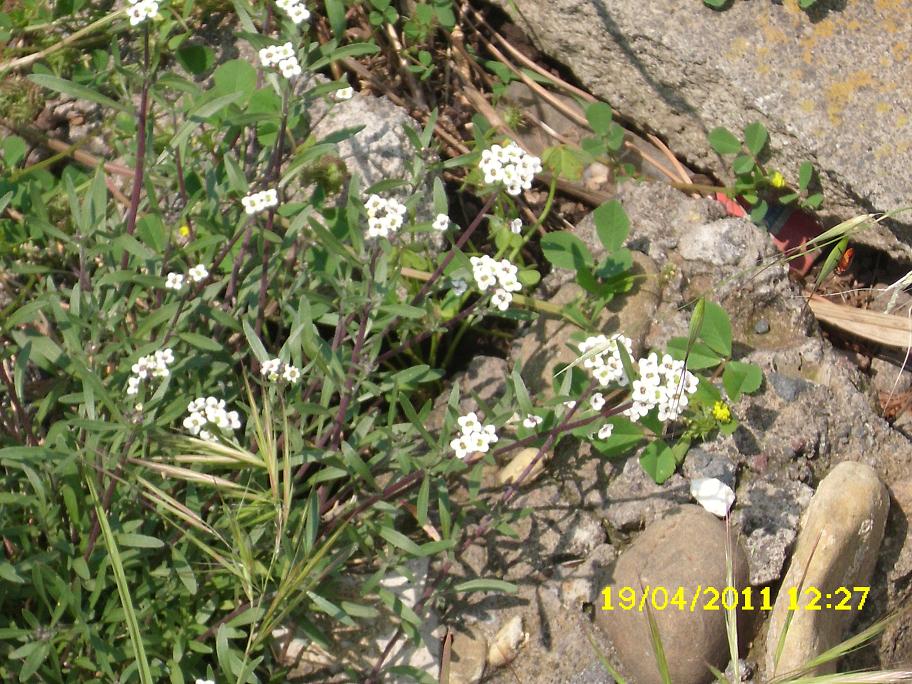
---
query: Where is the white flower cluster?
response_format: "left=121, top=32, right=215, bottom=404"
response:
left=260, top=358, right=301, bottom=384
left=478, top=142, right=542, bottom=196
left=625, top=352, right=698, bottom=422
left=365, top=194, right=407, bottom=239
left=165, top=264, right=208, bottom=291
left=126, top=0, right=160, bottom=26
left=126, top=348, right=174, bottom=396
left=432, top=214, right=450, bottom=232
left=258, top=42, right=301, bottom=78
left=242, top=188, right=279, bottom=215
left=578, top=334, right=634, bottom=387
left=183, top=396, right=242, bottom=442
left=449, top=412, right=498, bottom=460
left=470, top=255, right=522, bottom=311
left=276, top=0, right=310, bottom=24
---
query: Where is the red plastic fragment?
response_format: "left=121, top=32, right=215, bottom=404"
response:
left=713, top=192, right=822, bottom=276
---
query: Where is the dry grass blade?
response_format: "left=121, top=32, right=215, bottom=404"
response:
left=808, top=295, right=912, bottom=349
left=132, top=458, right=248, bottom=492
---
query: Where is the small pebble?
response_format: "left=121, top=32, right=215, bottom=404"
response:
left=754, top=318, right=770, bottom=335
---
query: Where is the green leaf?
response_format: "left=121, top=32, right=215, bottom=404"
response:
left=116, top=533, right=165, bottom=549
left=805, top=193, right=824, bottom=209
left=699, top=301, right=732, bottom=357
left=639, top=440, right=676, bottom=484
left=666, top=338, right=724, bottom=370
left=86, top=477, right=153, bottom=684
left=732, top=154, right=754, bottom=175
left=176, top=44, right=215, bottom=75
left=541, top=144, right=585, bottom=181
left=585, top=101, right=614, bottom=137
left=179, top=332, right=224, bottom=353
left=749, top=200, right=769, bottom=223
left=814, top=235, right=849, bottom=290
left=591, top=417, right=644, bottom=458
left=1, top=135, right=27, bottom=166
left=453, top=578, right=518, bottom=594
left=243, top=320, right=269, bottom=362
left=798, top=161, right=814, bottom=191
left=743, top=121, right=768, bottom=156
left=593, top=199, right=629, bottom=252
left=540, top=231, right=593, bottom=271
left=708, top=127, right=741, bottom=155
left=378, top=527, right=422, bottom=555
left=28, top=74, right=131, bottom=113
left=722, top=361, right=763, bottom=401
left=416, top=474, right=430, bottom=527
left=211, top=59, right=257, bottom=100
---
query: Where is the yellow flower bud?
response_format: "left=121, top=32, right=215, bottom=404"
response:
left=178, top=225, right=190, bottom=238
left=769, top=171, right=786, bottom=189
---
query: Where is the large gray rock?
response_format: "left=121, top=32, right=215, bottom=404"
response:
left=595, top=506, right=751, bottom=684
left=497, top=0, right=912, bottom=257
left=765, top=461, right=889, bottom=678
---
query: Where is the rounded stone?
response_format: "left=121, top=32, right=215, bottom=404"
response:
left=765, top=461, right=889, bottom=678
left=595, top=505, right=750, bottom=684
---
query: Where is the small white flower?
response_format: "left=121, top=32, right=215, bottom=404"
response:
left=334, top=86, right=354, bottom=101
left=278, top=56, right=301, bottom=79
left=457, top=412, right=481, bottom=434
left=522, top=414, right=543, bottom=429
left=196, top=679, right=215, bottom=684
left=450, top=435, right=471, bottom=460
left=188, top=264, right=208, bottom=283
left=285, top=3, right=310, bottom=24
left=597, top=423, right=614, bottom=440
left=590, top=392, right=606, bottom=411
left=510, top=218, right=522, bottom=234
left=126, top=376, right=141, bottom=396
left=165, top=272, right=184, bottom=291
left=282, top=363, right=301, bottom=384
left=690, top=477, right=735, bottom=518
left=432, top=214, right=449, bottom=232
left=259, top=45, right=280, bottom=67
left=260, top=358, right=282, bottom=381
left=490, top=288, right=511, bottom=311
left=563, top=400, right=577, bottom=410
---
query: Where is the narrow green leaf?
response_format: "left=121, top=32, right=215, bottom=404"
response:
left=453, top=578, right=518, bottom=594
left=416, top=474, right=430, bottom=527
left=28, top=74, right=130, bottom=113
left=378, top=527, right=421, bottom=556
left=243, top=319, right=269, bottom=362
left=85, top=477, right=153, bottom=684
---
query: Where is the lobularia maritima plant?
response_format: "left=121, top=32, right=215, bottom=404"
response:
left=0, top=1, right=761, bottom=681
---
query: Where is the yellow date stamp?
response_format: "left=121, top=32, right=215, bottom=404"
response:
left=600, top=586, right=870, bottom=612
